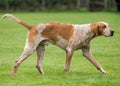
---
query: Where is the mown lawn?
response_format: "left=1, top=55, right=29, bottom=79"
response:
left=0, top=12, right=120, bottom=86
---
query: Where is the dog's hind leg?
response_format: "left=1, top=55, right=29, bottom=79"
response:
left=10, top=31, right=41, bottom=76
left=36, top=44, right=45, bottom=75
left=10, top=42, right=39, bottom=76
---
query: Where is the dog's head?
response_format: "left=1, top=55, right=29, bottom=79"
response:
left=90, top=22, right=114, bottom=37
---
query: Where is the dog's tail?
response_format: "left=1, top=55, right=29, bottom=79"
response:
left=1, top=14, right=33, bottom=30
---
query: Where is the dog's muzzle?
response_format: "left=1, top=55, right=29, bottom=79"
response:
left=110, top=30, right=114, bottom=36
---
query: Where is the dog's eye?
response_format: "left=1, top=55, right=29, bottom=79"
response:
left=103, top=25, right=106, bottom=28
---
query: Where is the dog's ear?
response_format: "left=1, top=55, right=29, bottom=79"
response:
left=90, top=23, right=99, bottom=37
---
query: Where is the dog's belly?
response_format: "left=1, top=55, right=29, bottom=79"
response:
left=55, top=35, right=87, bottom=50
left=56, top=35, right=69, bottom=50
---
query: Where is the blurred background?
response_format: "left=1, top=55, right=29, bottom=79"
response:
left=0, top=0, right=120, bottom=12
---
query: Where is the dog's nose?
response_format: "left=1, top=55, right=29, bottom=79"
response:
left=111, top=30, right=114, bottom=36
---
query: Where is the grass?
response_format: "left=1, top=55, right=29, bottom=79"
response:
left=0, top=12, right=120, bottom=86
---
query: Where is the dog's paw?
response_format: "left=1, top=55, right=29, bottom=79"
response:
left=10, top=71, right=16, bottom=76
left=64, top=68, right=69, bottom=73
left=100, top=69, right=108, bottom=74
left=102, top=71, right=108, bottom=74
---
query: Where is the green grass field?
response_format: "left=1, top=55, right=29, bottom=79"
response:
left=0, top=12, right=120, bottom=86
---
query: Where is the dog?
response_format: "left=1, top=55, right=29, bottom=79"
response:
left=1, top=14, right=114, bottom=76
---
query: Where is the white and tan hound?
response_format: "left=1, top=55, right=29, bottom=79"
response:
left=1, top=14, right=114, bottom=76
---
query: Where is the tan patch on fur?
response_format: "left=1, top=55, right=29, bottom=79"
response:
left=28, top=26, right=39, bottom=43
left=90, top=22, right=106, bottom=36
left=41, top=22, right=74, bottom=43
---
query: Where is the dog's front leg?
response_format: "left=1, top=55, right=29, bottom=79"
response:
left=64, top=48, right=73, bottom=73
left=82, top=47, right=107, bottom=74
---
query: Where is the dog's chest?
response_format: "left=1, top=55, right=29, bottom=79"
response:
left=73, top=28, right=93, bottom=50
